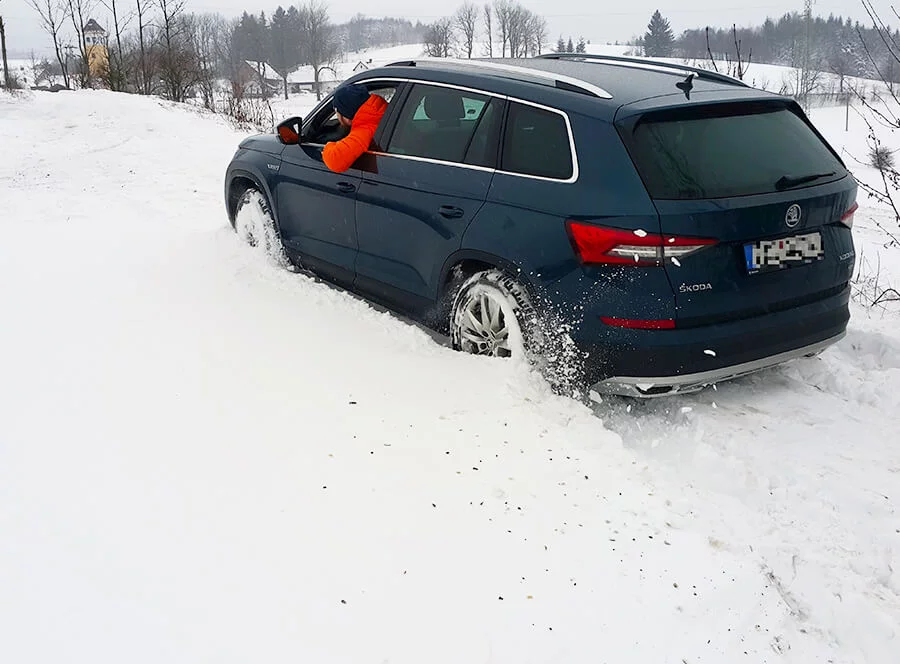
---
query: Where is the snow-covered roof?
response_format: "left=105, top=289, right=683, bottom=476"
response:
left=244, top=61, right=281, bottom=81
left=286, top=65, right=341, bottom=84
left=83, top=19, right=105, bottom=35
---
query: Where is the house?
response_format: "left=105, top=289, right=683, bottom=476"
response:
left=83, top=18, right=109, bottom=81
left=234, top=60, right=281, bottom=98
left=285, top=65, right=342, bottom=96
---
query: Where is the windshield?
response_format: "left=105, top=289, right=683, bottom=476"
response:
left=624, top=102, right=847, bottom=200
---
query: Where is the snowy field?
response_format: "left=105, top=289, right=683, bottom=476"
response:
left=1, top=77, right=898, bottom=664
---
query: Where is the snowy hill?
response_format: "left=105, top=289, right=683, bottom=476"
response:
left=1, top=87, right=899, bottom=664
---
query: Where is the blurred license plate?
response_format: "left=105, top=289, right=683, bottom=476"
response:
left=745, top=232, right=824, bottom=274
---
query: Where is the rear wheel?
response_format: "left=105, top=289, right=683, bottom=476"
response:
left=449, top=269, right=585, bottom=395
left=233, top=188, right=293, bottom=269
left=450, top=270, right=538, bottom=359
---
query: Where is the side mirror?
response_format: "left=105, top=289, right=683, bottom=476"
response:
left=276, top=117, right=303, bottom=145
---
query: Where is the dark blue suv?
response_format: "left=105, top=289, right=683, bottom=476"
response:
left=224, top=54, right=857, bottom=397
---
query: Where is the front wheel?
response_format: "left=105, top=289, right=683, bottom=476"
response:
left=233, top=188, right=293, bottom=269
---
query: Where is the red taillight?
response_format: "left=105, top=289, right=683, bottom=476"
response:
left=601, top=316, right=676, bottom=330
left=566, top=221, right=717, bottom=266
left=840, top=202, right=858, bottom=228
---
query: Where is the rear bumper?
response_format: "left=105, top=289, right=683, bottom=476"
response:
left=579, top=284, right=850, bottom=397
left=593, top=332, right=843, bottom=397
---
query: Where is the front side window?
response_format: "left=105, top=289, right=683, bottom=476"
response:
left=387, top=84, right=493, bottom=164
left=304, top=83, right=396, bottom=145
left=501, top=102, right=574, bottom=181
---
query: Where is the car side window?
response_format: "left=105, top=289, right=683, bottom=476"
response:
left=464, top=99, right=504, bottom=168
left=387, top=84, right=492, bottom=164
left=304, top=84, right=396, bottom=145
left=501, top=102, right=574, bottom=180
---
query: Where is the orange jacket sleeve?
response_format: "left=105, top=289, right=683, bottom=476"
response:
left=322, top=95, right=389, bottom=173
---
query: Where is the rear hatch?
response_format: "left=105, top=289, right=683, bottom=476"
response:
left=616, top=98, right=857, bottom=327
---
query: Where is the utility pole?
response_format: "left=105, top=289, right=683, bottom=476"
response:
left=0, top=15, right=12, bottom=90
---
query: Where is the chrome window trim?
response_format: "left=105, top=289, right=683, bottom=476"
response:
left=300, top=77, right=581, bottom=184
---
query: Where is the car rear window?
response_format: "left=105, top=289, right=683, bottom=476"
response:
left=624, top=102, right=847, bottom=200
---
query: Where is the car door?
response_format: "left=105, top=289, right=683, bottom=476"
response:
left=354, top=83, right=504, bottom=313
left=274, top=84, right=397, bottom=287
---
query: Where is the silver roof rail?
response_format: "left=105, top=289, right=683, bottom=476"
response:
left=535, top=53, right=749, bottom=88
left=385, top=57, right=613, bottom=99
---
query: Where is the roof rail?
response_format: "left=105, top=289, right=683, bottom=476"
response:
left=385, top=58, right=613, bottom=99
left=535, top=53, right=749, bottom=88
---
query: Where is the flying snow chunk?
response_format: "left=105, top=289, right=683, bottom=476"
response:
left=704, top=349, right=717, bottom=357
left=671, top=257, right=682, bottom=267
left=634, top=229, right=648, bottom=237
left=680, top=406, right=693, bottom=414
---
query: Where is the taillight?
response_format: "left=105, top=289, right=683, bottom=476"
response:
left=566, top=221, right=717, bottom=266
left=840, top=202, right=858, bottom=228
left=601, top=316, right=676, bottom=330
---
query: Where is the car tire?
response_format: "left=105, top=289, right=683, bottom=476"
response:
left=450, top=269, right=585, bottom=395
left=450, top=270, right=541, bottom=360
left=233, top=188, right=294, bottom=270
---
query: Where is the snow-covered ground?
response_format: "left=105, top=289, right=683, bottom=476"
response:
left=1, top=80, right=898, bottom=664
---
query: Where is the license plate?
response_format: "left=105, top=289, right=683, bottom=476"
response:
left=745, top=232, right=824, bottom=274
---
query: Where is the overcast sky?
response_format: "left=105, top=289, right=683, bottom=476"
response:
left=0, top=0, right=882, bottom=57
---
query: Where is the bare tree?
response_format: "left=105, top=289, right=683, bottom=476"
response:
left=100, top=0, right=133, bottom=90
left=507, top=3, right=530, bottom=57
left=134, top=0, right=155, bottom=94
left=494, top=0, right=510, bottom=57
left=455, top=2, right=477, bottom=59
left=531, top=14, right=548, bottom=56
left=185, top=13, right=223, bottom=109
left=850, top=0, right=900, bottom=248
left=1, top=1, right=11, bottom=89
left=423, top=17, right=454, bottom=58
left=301, top=1, right=339, bottom=100
left=482, top=2, right=492, bottom=57
left=157, top=0, right=195, bottom=102
left=27, top=0, right=71, bottom=88
left=216, top=17, right=243, bottom=98
left=67, top=0, right=97, bottom=88
left=704, top=24, right=751, bottom=81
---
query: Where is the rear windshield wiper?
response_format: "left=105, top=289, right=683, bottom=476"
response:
left=774, top=171, right=836, bottom=190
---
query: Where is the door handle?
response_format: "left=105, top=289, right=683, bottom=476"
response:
left=439, top=205, right=465, bottom=219
left=336, top=182, right=356, bottom=194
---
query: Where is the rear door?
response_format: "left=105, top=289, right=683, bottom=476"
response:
left=617, top=99, right=857, bottom=326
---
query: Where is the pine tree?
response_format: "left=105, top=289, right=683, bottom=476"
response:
left=643, top=10, right=675, bottom=58
left=576, top=36, right=586, bottom=53
left=556, top=35, right=566, bottom=53
left=566, top=37, right=574, bottom=52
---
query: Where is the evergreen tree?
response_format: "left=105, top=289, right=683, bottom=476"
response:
left=566, top=37, right=574, bottom=52
left=556, top=35, right=566, bottom=52
left=644, top=10, right=675, bottom=57
left=576, top=36, right=586, bottom=53
left=270, top=6, right=303, bottom=98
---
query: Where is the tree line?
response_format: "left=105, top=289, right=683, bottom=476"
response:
left=19, top=1, right=427, bottom=104
left=640, top=9, right=900, bottom=89
left=422, top=1, right=549, bottom=59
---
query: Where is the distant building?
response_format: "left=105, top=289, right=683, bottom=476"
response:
left=235, top=61, right=281, bottom=98
left=83, top=19, right=109, bottom=82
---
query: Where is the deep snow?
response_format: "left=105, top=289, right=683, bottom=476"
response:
left=0, top=83, right=898, bottom=664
